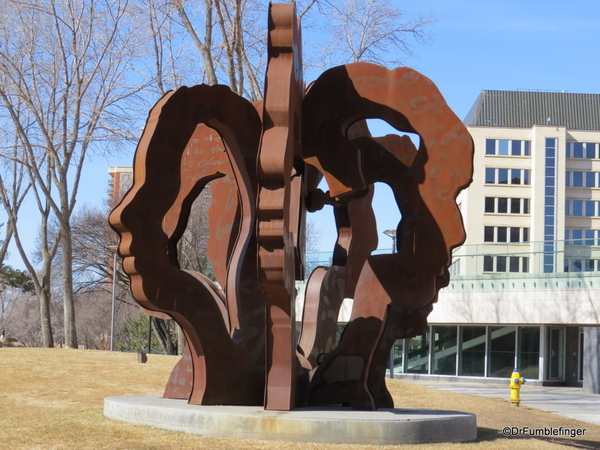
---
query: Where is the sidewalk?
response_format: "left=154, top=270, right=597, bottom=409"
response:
left=404, top=380, right=600, bottom=426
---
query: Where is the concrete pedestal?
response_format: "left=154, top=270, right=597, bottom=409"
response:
left=104, top=396, right=477, bottom=445
left=583, top=327, right=600, bottom=394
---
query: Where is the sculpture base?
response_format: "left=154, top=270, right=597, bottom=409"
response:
left=104, top=396, right=477, bottom=445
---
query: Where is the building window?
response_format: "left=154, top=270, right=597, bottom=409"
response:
left=518, top=326, right=540, bottom=380
left=484, top=226, right=494, bottom=242
left=564, top=258, right=599, bottom=272
left=510, top=169, right=528, bottom=184
left=544, top=138, right=557, bottom=273
left=459, top=326, right=486, bottom=376
left=484, top=226, right=529, bottom=243
left=585, top=229, right=597, bottom=246
left=509, top=256, right=520, bottom=272
left=432, top=326, right=458, bottom=375
left=566, top=229, right=600, bottom=246
left=586, top=201, right=596, bottom=217
left=496, top=256, right=507, bottom=272
left=406, top=333, right=429, bottom=374
left=483, top=255, right=529, bottom=273
left=566, top=142, right=598, bottom=159
left=498, top=198, right=508, bottom=213
left=486, top=139, right=531, bottom=156
left=566, top=171, right=599, bottom=188
left=499, top=140, right=509, bottom=155
left=393, top=326, right=542, bottom=380
left=497, top=227, right=507, bottom=242
left=392, top=340, right=403, bottom=375
left=564, top=258, right=584, bottom=272
left=586, top=172, right=596, bottom=187
left=510, top=198, right=520, bottom=213
left=483, top=255, right=493, bottom=272
left=566, top=200, right=599, bottom=217
left=485, top=168, right=531, bottom=185
left=488, top=326, right=516, bottom=378
left=484, top=197, right=530, bottom=214
left=449, top=258, right=460, bottom=275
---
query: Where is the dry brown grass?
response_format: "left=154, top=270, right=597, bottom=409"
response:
left=0, top=347, right=598, bottom=449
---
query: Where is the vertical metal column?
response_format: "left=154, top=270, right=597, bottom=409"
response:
left=110, top=251, right=117, bottom=351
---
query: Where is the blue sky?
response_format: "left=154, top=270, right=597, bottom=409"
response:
left=5, top=0, right=600, bottom=269
left=311, top=0, right=600, bottom=252
left=402, top=0, right=600, bottom=120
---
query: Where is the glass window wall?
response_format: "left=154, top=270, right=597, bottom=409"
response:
left=386, top=326, right=541, bottom=380
left=406, top=332, right=429, bottom=374
left=460, top=326, right=486, bottom=376
left=518, top=327, right=540, bottom=379
left=392, top=339, right=403, bottom=374
left=488, top=326, right=516, bottom=378
left=432, top=326, right=458, bottom=375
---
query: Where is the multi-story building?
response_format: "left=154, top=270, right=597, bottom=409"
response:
left=299, top=91, right=600, bottom=393
left=108, top=166, right=134, bottom=205
left=455, top=90, right=600, bottom=275
left=417, top=90, right=600, bottom=391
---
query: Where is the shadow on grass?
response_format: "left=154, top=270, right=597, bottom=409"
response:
left=477, top=427, right=600, bottom=449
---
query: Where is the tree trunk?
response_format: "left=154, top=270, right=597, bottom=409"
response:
left=174, top=0, right=218, bottom=85
left=177, top=324, right=186, bottom=356
left=152, top=318, right=176, bottom=355
left=62, top=228, right=78, bottom=348
left=38, top=283, right=54, bottom=348
left=5, top=209, right=57, bottom=348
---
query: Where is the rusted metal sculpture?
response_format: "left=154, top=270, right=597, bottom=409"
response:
left=256, top=5, right=307, bottom=411
left=109, top=2, right=473, bottom=411
left=301, top=63, right=473, bottom=409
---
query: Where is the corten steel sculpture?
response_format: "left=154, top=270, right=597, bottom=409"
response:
left=109, top=2, right=473, bottom=411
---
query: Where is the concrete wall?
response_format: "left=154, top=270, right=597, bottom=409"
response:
left=583, top=327, right=600, bottom=394
left=432, top=286, right=600, bottom=325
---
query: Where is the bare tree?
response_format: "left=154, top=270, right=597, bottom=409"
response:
left=167, top=0, right=270, bottom=100
left=132, top=0, right=201, bottom=97
left=71, top=202, right=181, bottom=354
left=157, top=0, right=431, bottom=101
left=0, top=112, right=56, bottom=346
left=0, top=0, right=144, bottom=348
left=0, top=286, right=45, bottom=347
left=0, top=0, right=433, bottom=351
left=0, top=133, right=31, bottom=267
left=319, top=0, right=434, bottom=66
left=175, top=188, right=214, bottom=277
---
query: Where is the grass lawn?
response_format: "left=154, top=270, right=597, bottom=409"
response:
left=0, top=347, right=598, bottom=449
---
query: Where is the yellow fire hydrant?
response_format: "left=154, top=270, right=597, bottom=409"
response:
left=509, top=369, right=525, bottom=406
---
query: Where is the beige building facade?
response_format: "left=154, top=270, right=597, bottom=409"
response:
left=425, top=91, right=600, bottom=391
